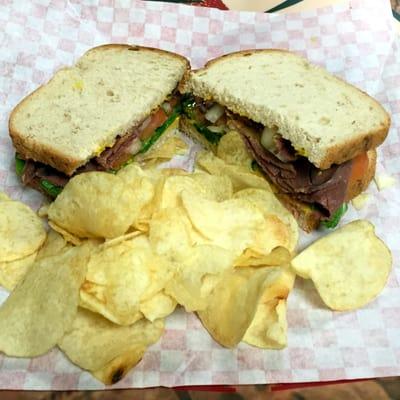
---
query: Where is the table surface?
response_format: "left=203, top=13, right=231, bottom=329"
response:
left=2, top=0, right=399, bottom=398
left=0, top=377, right=399, bottom=399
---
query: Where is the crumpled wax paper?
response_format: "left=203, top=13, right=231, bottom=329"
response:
left=0, top=0, right=399, bottom=390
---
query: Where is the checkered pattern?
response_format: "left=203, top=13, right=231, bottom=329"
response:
left=0, top=0, right=399, bottom=390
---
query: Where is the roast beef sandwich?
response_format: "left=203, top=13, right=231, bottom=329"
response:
left=181, top=50, right=390, bottom=231
left=9, top=44, right=190, bottom=197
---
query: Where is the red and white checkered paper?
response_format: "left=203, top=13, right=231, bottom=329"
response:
left=0, top=0, right=399, bottom=390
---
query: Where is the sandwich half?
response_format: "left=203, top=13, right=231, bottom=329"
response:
left=181, top=50, right=390, bottom=231
left=9, top=44, right=190, bottom=197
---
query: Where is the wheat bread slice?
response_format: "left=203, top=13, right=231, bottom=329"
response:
left=9, top=44, right=190, bottom=175
left=187, top=49, right=389, bottom=170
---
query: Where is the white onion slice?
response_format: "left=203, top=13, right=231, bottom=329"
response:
left=260, top=126, right=277, bottom=152
left=205, top=104, right=224, bottom=123
left=126, top=138, right=142, bottom=155
left=207, top=125, right=225, bottom=133
left=161, top=101, right=172, bottom=114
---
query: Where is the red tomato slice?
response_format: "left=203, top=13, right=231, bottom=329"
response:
left=345, top=152, right=369, bottom=201
left=139, top=108, right=168, bottom=140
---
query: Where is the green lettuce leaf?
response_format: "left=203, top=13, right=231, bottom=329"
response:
left=321, top=203, right=348, bottom=229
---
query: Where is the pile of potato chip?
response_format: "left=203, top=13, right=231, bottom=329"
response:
left=0, top=129, right=392, bottom=385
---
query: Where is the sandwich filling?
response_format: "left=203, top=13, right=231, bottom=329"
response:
left=182, top=95, right=368, bottom=227
left=17, top=95, right=181, bottom=197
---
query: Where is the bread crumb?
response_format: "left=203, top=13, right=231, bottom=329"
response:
left=351, top=193, right=370, bottom=210
left=374, top=174, right=396, bottom=191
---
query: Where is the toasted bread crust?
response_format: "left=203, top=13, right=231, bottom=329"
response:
left=9, top=71, right=85, bottom=175
left=9, top=125, right=82, bottom=176
left=317, top=127, right=384, bottom=170
left=188, top=49, right=390, bottom=170
left=9, top=44, right=190, bottom=176
left=201, top=48, right=290, bottom=69
left=276, top=193, right=321, bottom=233
left=89, top=44, right=190, bottom=67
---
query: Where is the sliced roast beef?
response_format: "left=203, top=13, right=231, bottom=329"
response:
left=273, top=136, right=298, bottom=162
left=21, top=160, right=38, bottom=186
left=96, top=128, right=140, bottom=170
left=22, top=160, right=68, bottom=188
left=21, top=159, right=107, bottom=194
left=277, top=192, right=325, bottom=232
left=35, top=166, right=70, bottom=187
left=229, top=119, right=352, bottom=218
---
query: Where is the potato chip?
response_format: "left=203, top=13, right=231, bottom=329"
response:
left=0, top=252, right=37, bottom=291
left=80, top=235, right=172, bottom=326
left=159, top=175, right=203, bottom=209
left=37, top=202, right=50, bottom=218
left=234, top=188, right=298, bottom=252
left=80, top=236, right=153, bottom=325
left=36, top=229, right=70, bottom=260
left=250, top=215, right=292, bottom=256
left=196, top=151, right=271, bottom=193
left=190, top=172, right=233, bottom=201
left=58, top=308, right=164, bottom=385
left=80, top=288, right=143, bottom=327
left=48, top=221, right=82, bottom=246
left=195, top=151, right=225, bottom=174
left=149, top=207, right=193, bottom=258
left=137, top=179, right=167, bottom=233
left=291, top=220, right=392, bottom=311
left=117, top=164, right=167, bottom=233
left=351, top=193, right=370, bottom=210
left=165, top=245, right=235, bottom=312
left=197, top=267, right=282, bottom=347
left=243, top=299, right=288, bottom=349
left=374, top=174, right=396, bottom=191
left=181, top=189, right=264, bottom=240
left=112, top=236, right=174, bottom=306
left=243, top=266, right=295, bottom=348
left=179, top=184, right=291, bottom=257
left=140, top=291, right=177, bottom=322
left=149, top=207, right=233, bottom=310
left=235, top=246, right=292, bottom=268
left=117, top=163, right=162, bottom=186
left=0, top=192, right=10, bottom=201
left=0, top=200, right=46, bottom=262
left=159, top=168, right=189, bottom=178
left=181, top=190, right=277, bottom=258
left=224, top=164, right=272, bottom=193
left=48, top=172, right=154, bottom=239
left=217, top=130, right=253, bottom=169
left=0, top=245, right=90, bottom=356
left=140, top=259, right=174, bottom=304
left=158, top=173, right=233, bottom=212
left=257, top=265, right=296, bottom=303
left=102, top=231, right=143, bottom=249
left=139, top=132, right=188, bottom=161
